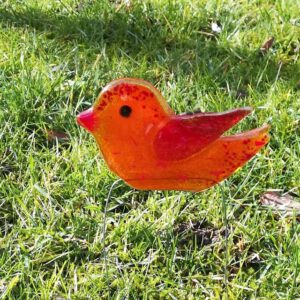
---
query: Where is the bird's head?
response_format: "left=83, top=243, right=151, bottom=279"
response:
left=77, top=78, right=173, bottom=137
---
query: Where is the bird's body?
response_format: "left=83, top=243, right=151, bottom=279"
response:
left=77, top=78, right=269, bottom=192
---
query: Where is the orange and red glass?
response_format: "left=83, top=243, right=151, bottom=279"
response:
left=77, top=78, right=269, bottom=192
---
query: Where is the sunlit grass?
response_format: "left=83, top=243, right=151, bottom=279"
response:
left=0, top=0, right=299, bottom=298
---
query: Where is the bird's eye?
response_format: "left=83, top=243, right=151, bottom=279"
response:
left=120, top=105, right=132, bottom=117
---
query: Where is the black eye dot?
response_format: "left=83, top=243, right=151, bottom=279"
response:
left=120, top=105, right=132, bottom=117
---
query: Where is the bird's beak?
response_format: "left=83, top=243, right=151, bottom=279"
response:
left=76, top=107, right=96, bottom=133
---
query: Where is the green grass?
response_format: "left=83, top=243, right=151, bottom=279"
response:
left=0, top=0, right=300, bottom=298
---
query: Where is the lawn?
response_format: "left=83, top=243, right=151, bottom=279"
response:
left=0, top=0, right=300, bottom=299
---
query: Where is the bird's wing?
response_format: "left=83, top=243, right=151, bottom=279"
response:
left=154, top=107, right=252, bottom=161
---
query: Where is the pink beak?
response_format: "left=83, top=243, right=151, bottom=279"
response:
left=76, top=107, right=96, bottom=132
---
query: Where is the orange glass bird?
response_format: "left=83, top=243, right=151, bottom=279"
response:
left=77, top=78, right=269, bottom=192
